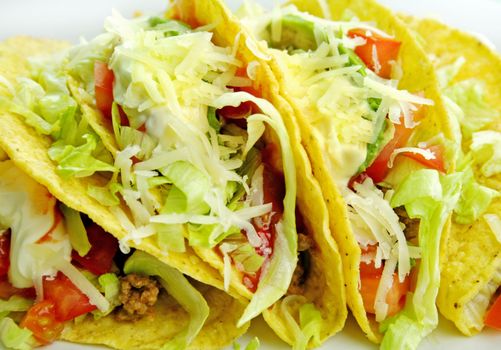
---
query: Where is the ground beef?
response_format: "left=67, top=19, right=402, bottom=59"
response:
left=394, top=206, right=420, bottom=242
left=287, top=233, right=313, bottom=295
left=116, top=274, right=160, bottom=321
left=297, top=233, right=313, bottom=252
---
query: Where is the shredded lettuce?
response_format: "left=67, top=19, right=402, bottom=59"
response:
left=212, top=92, right=297, bottom=327
left=60, top=204, right=91, bottom=257
left=233, top=337, right=260, bottom=350
left=48, top=134, right=117, bottom=178
left=381, top=170, right=462, bottom=349
left=280, top=296, right=323, bottom=350
left=0, top=296, right=33, bottom=314
left=438, top=60, right=496, bottom=139
left=87, top=182, right=122, bottom=207
left=124, top=251, right=209, bottom=350
left=92, top=273, right=121, bottom=318
left=156, top=223, right=187, bottom=253
left=454, top=168, right=498, bottom=225
left=470, top=131, right=501, bottom=178
left=0, top=318, right=34, bottom=350
left=66, top=32, right=118, bottom=93
left=161, top=162, right=211, bottom=215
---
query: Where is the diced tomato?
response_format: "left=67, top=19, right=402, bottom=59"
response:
left=401, top=144, right=446, bottom=173
left=43, top=272, right=96, bottom=322
left=217, top=101, right=254, bottom=120
left=0, top=230, right=11, bottom=277
left=349, top=172, right=369, bottom=190
left=0, top=277, right=36, bottom=300
left=485, top=294, right=501, bottom=330
left=262, top=163, right=285, bottom=218
left=241, top=157, right=285, bottom=292
left=117, top=104, right=130, bottom=127
left=94, top=60, right=115, bottom=118
left=364, top=121, right=414, bottom=183
left=348, top=28, right=401, bottom=79
left=359, top=260, right=410, bottom=317
left=234, top=85, right=261, bottom=98
left=71, top=224, right=118, bottom=276
left=20, top=300, right=64, bottom=345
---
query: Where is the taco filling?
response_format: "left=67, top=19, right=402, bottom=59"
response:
left=0, top=159, right=214, bottom=349
left=238, top=3, right=462, bottom=345
left=0, top=10, right=309, bottom=325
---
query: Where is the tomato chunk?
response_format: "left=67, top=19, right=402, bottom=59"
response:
left=21, top=300, right=64, bottom=345
left=241, top=155, right=285, bottom=292
left=348, top=28, right=401, bottom=79
left=401, top=144, right=446, bottom=173
left=485, top=294, right=501, bottom=330
left=0, top=277, right=36, bottom=300
left=217, top=101, right=254, bottom=120
left=359, top=259, right=410, bottom=317
left=365, top=121, right=414, bottom=183
left=43, top=272, right=96, bottom=322
left=71, top=224, right=118, bottom=276
left=0, top=230, right=11, bottom=277
left=94, top=61, right=115, bottom=118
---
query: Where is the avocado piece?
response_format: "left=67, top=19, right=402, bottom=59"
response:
left=338, top=44, right=367, bottom=76
left=358, top=119, right=395, bottom=173
left=269, top=15, right=319, bottom=51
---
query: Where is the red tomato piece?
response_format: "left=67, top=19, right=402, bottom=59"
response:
left=359, top=261, right=410, bottom=317
left=0, top=230, right=11, bottom=277
left=71, top=224, right=118, bottom=276
left=217, top=101, right=253, bottom=120
left=43, top=272, right=96, bottom=322
left=485, top=294, right=501, bottom=330
left=262, top=162, right=285, bottom=219
left=365, top=121, right=413, bottom=183
left=0, top=277, right=36, bottom=300
left=348, top=28, right=401, bottom=79
left=401, top=144, right=446, bottom=173
left=20, top=300, right=64, bottom=345
left=94, top=61, right=115, bottom=118
left=241, top=156, right=286, bottom=292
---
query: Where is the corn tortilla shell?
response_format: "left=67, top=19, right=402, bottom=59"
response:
left=403, top=15, right=501, bottom=336
left=171, top=0, right=348, bottom=346
left=0, top=36, right=247, bottom=349
left=272, top=0, right=455, bottom=343
left=62, top=281, right=249, bottom=349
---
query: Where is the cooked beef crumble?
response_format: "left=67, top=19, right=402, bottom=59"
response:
left=287, top=233, right=313, bottom=295
left=116, top=274, right=160, bottom=321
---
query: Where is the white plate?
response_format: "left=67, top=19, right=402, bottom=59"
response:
left=0, top=0, right=500, bottom=349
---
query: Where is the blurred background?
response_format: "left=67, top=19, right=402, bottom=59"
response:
left=0, top=0, right=500, bottom=51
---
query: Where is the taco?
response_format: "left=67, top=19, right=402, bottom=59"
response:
left=0, top=1, right=347, bottom=349
left=402, top=16, right=501, bottom=336
left=0, top=157, right=248, bottom=349
left=236, top=0, right=465, bottom=347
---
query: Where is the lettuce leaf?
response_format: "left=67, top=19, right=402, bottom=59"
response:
left=382, top=170, right=462, bottom=350
left=124, top=251, right=209, bottom=350
left=92, top=273, right=121, bottom=318
left=60, top=204, right=91, bottom=257
left=0, top=318, right=34, bottom=350
left=0, top=296, right=33, bottom=314
left=470, top=131, right=501, bottom=178
left=48, top=134, right=117, bottom=178
left=454, top=168, right=498, bottom=225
